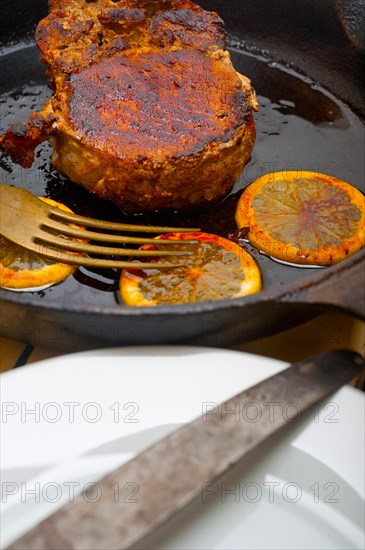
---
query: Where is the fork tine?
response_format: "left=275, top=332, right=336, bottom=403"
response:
left=49, top=207, right=200, bottom=233
left=0, top=185, right=197, bottom=269
left=23, top=241, right=185, bottom=270
left=41, top=218, right=199, bottom=245
left=36, top=235, right=193, bottom=257
left=0, top=185, right=200, bottom=235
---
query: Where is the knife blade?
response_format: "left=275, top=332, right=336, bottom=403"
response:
left=7, top=349, right=364, bottom=550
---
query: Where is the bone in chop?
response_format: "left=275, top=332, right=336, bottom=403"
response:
left=0, top=0, right=258, bottom=212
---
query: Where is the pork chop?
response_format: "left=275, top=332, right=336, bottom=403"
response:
left=0, top=0, right=258, bottom=212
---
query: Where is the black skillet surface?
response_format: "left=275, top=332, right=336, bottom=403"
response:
left=0, top=0, right=364, bottom=350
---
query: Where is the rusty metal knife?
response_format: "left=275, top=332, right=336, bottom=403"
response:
left=7, top=349, right=364, bottom=550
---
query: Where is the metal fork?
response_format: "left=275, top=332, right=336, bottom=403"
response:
left=0, top=185, right=200, bottom=269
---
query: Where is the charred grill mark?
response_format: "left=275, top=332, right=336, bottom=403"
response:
left=36, top=15, right=94, bottom=54
left=105, top=37, right=131, bottom=54
left=128, top=0, right=173, bottom=16
left=98, top=8, right=147, bottom=31
left=98, top=32, right=104, bottom=46
left=149, top=8, right=226, bottom=50
left=67, top=50, right=246, bottom=157
left=152, top=8, right=224, bottom=33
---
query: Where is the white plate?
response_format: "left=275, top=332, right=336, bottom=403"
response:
left=1, top=346, right=364, bottom=549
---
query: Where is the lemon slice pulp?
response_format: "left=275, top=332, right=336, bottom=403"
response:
left=120, top=232, right=262, bottom=306
left=235, top=171, right=365, bottom=265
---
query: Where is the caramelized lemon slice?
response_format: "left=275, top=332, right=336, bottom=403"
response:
left=0, top=198, right=77, bottom=291
left=120, top=232, right=262, bottom=306
left=235, top=171, right=365, bottom=265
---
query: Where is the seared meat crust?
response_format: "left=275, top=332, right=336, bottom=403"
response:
left=0, top=0, right=258, bottom=212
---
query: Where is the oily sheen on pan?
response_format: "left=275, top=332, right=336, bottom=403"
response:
left=0, top=0, right=258, bottom=212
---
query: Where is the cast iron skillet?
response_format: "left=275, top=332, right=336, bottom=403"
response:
left=0, top=0, right=364, bottom=350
